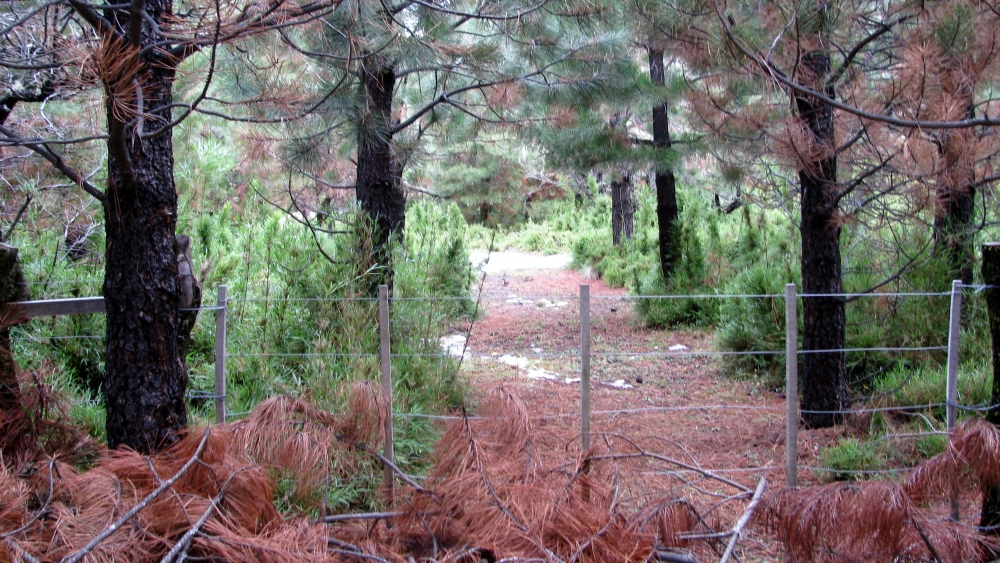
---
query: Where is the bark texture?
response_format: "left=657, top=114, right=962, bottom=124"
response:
left=648, top=47, right=679, bottom=281
left=982, top=243, right=1000, bottom=532
left=610, top=174, right=634, bottom=246
left=102, top=0, right=186, bottom=452
left=933, top=81, right=976, bottom=285
left=795, top=51, right=848, bottom=428
left=0, top=243, right=29, bottom=411
left=356, top=60, right=405, bottom=294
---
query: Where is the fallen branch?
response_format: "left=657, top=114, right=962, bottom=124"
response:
left=160, top=465, right=252, bottom=563
left=369, top=447, right=432, bottom=495
left=4, top=537, right=41, bottom=563
left=321, top=511, right=404, bottom=523
left=1, top=459, right=56, bottom=540
left=718, top=477, right=766, bottom=563
left=587, top=451, right=751, bottom=494
left=62, top=429, right=213, bottom=563
left=654, top=549, right=702, bottom=563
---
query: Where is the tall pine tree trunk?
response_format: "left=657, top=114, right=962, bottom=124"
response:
left=102, top=0, right=187, bottom=452
left=795, top=51, right=848, bottom=428
left=356, top=59, right=405, bottom=293
left=648, top=47, right=679, bottom=281
left=934, top=74, right=976, bottom=284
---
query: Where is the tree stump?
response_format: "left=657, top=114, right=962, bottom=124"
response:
left=0, top=243, right=30, bottom=411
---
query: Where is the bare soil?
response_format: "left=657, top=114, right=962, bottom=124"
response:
left=456, top=258, right=854, bottom=562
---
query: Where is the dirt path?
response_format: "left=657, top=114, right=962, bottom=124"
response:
left=455, top=252, right=847, bottom=562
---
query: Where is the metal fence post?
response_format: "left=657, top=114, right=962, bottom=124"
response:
left=378, top=285, right=395, bottom=502
left=214, top=285, right=227, bottom=425
left=947, top=279, right=963, bottom=520
left=785, top=283, right=798, bottom=487
left=580, top=284, right=591, bottom=454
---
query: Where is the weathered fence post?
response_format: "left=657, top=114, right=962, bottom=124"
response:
left=946, top=279, right=962, bottom=520
left=214, top=285, right=227, bottom=424
left=580, top=284, right=591, bottom=454
left=785, top=283, right=798, bottom=488
left=981, top=243, right=1000, bottom=532
left=378, top=285, right=395, bottom=502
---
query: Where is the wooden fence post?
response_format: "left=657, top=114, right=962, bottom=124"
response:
left=214, top=286, right=227, bottom=425
left=785, top=283, right=798, bottom=488
left=946, top=279, right=962, bottom=520
left=378, top=285, right=395, bottom=502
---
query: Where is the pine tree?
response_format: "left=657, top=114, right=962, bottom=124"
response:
left=270, top=0, right=616, bottom=292
left=0, top=0, right=336, bottom=451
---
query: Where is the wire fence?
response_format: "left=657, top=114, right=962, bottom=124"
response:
left=8, top=281, right=993, bottom=483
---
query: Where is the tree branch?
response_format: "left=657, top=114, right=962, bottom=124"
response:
left=713, top=2, right=1000, bottom=129
left=0, top=126, right=106, bottom=202
left=1, top=196, right=32, bottom=243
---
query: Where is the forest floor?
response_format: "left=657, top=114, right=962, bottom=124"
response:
left=454, top=251, right=854, bottom=562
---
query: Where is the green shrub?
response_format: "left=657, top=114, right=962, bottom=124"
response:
left=716, top=261, right=797, bottom=383
left=817, top=437, right=884, bottom=481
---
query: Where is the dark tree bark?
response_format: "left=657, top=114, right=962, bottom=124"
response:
left=0, top=243, right=29, bottom=412
left=933, top=90, right=976, bottom=285
left=610, top=174, right=633, bottom=246
left=101, top=0, right=187, bottom=452
left=648, top=47, right=679, bottom=281
left=356, top=58, right=405, bottom=293
left=981, top=243, right=1000, bottom=533
left=795, top=51, right=848, bottom=428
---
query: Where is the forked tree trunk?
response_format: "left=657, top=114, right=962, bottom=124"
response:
left=648, top=47, right=679, bottom=281
left=981, top=243, right=1000, bottom=533
left=102, top=0, right=187, bottom=452
left=795, top=51, right=848, bottom=428
left=356, top=59, right=405, bottom=294
left=0, top=243, right=29, bottom=411
left=611, top=174, right=633, bottom=246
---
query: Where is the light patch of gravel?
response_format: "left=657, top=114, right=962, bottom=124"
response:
left=469, top=250, right=573, bottom=273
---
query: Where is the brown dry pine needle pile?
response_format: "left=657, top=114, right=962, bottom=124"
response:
left=3, top=366, right=1000, bottom=562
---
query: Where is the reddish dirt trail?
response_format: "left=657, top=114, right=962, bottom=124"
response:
left=456, top=257, right=848, bottom=561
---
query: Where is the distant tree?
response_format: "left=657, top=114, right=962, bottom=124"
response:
left=0, top=0, right=337, bottom=452
left=266, top=0, right=616, bottom=292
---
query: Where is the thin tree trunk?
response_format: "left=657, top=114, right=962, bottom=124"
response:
left=611, top=174, right=633, bottom=246
left=648, top=47, right=679, bottom=281
left=981, top=243, right=1000, bottom=534
left=356, top=59, right=405, bottom=294
left=795, top=51, right=848, bottom=428
left=102, top=0, right=186, bottom=452
left=0, top=243, right=29, bottom=411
